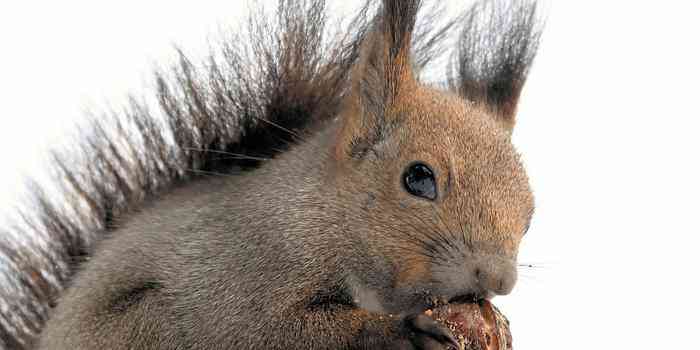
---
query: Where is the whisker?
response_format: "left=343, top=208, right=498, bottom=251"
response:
left=252, top=115, right=305, bottom=142
left=431, top=205, right=462, bottom=259
left=380, top=203, right=452, bottom=264
left=185, top=169, right=238, bottom=177
left=411, top=208, right=453, bottom=260
left=183, top=147, right=272, bottom=161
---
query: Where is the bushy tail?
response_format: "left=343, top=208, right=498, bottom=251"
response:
left=0, top=1, right=369, bottom=347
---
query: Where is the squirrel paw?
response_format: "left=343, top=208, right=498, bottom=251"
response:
left=391, top=314, right=460, bottom=350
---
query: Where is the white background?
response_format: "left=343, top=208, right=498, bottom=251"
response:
left=1, top=1, right=699, bottom=349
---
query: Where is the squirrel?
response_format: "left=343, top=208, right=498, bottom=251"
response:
left=0, top=0, right=542, bottom=349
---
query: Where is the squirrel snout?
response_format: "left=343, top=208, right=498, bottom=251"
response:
left=473, top=261, right=517, bottom=297
left=435, top=253, right=517, bottom=303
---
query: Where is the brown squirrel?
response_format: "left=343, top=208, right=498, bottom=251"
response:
left=0, top=0, right=542, bottom=349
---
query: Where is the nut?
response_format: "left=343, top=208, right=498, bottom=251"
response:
left=425, top=300, right=512, bottom=350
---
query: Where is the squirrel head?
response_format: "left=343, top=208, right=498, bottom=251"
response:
left=325, top=0, right=541, bottom=314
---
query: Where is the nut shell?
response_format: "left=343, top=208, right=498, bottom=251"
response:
left=424, top=300, right=512, bottom=350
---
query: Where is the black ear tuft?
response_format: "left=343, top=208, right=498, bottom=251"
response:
left=355, top=0, right=422, bottom=119
left=339, top=0, right=423, bottom=159
left=449, top=0, right=543, bottom=130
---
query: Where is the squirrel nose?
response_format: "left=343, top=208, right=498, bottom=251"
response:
left=438, top=254, right=517, bottom=303
left=474, top=261, right=517, bottom=296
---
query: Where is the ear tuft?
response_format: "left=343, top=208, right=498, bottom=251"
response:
left=449, top=0, right=543, bottom=131
left=337, top=0, right=422, bottom=160
left=354, top=0, right=422, bottom=119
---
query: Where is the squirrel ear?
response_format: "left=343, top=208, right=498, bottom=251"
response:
left=337, top=0, right=421, bottom=159
left=449, top=0, right=543, bottom=132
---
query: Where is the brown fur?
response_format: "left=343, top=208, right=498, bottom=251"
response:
left=2, top=0, right=542, bottom=349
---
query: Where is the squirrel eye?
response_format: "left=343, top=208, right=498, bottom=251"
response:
left=402, top=163, right=437, bottom=200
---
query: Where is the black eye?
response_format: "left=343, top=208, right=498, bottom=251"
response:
left=402, top=163, right=437, bottom=200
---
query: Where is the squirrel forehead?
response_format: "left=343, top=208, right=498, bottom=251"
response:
left=390, top=86, right=515, bottom=162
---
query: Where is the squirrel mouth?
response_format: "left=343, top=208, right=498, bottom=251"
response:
left=448, top=294, right=483, bottom=304
left=447, top=291, right=494, bottom=305
left=418, top=291, right=489, bottom=312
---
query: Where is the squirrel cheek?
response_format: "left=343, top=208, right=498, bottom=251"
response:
left=393, top=257, right=431, bottom=289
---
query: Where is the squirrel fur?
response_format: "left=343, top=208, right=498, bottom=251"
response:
left=0, top=0, right=542, bottom=349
